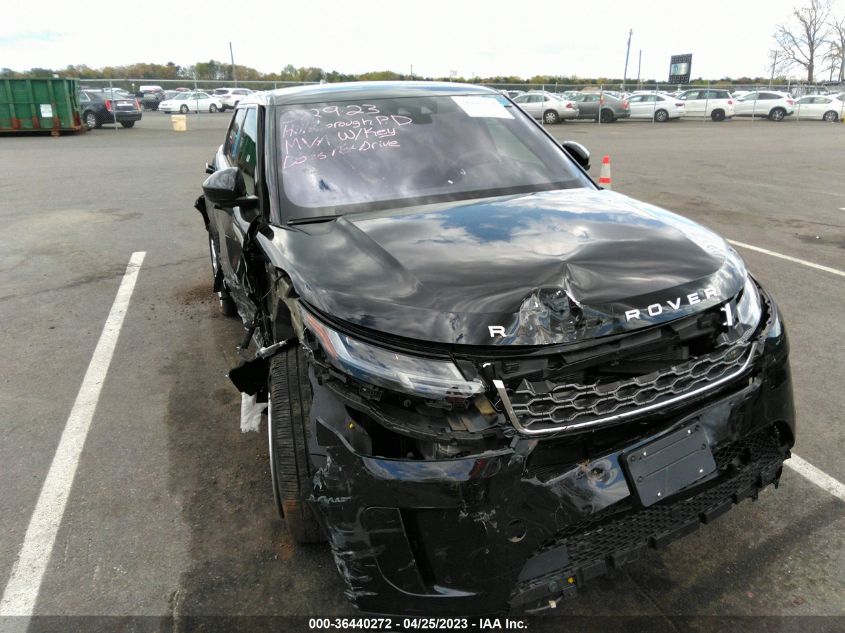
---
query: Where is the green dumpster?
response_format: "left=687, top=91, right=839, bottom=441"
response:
left=0, top=78, right=83, bottom=133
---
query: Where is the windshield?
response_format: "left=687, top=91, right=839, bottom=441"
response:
left=275, top=94, right=591, bottom=222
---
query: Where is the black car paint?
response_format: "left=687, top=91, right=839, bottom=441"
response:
left=259, top=188, right=745, bottom=346
left=79, top=90, right=142, bottom=128
left=197, top=82, right=795, bottom=615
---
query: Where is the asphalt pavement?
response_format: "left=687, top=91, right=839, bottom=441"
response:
left=0, top=110, right=843, bottom=629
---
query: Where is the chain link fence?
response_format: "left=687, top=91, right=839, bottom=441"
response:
left=77, top=77, right=845, bottom=125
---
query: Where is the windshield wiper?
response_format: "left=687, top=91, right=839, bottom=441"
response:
left=288, top=215, right=343, bottom=226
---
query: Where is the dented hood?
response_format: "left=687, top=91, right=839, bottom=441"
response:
left=273, top=188, right=746, bottom=346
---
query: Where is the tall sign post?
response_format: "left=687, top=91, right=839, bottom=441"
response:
left=668, top=54, right=693, bottom=86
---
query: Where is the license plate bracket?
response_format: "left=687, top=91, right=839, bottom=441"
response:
left=623, top=422, right=716, bottom=507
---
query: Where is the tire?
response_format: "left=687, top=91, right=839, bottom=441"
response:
left=823, top=110, right=839, bottom=122
left=654, top=109, right=669, bottom=123
left=769, top=107, right=786, bottom=121
left=711, top=109, right=726, bottom=122
left=83, top=110, right=100, bottom=129
left=543, top=109, right=560, bottom=124
left=179, top=104, right=189, bottom=114
left=599, top=108, right=614, bottom=123
left=209, top=104, right=218, bottom=113
left=268, top=347, right=324, bottom=543
left=120, top=121, right=135, bottom=128
left=208, top=234, right=238, bottom=317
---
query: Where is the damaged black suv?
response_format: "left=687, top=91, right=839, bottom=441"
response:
left=195, top=82, right=794, bottom=615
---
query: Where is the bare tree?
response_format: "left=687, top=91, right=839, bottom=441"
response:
left=828, top=16, right=845, bottom=83
left=774, top=0, right=832, bottom=83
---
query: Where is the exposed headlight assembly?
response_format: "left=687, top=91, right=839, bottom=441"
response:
left=731, top=275, right=762, bottom=341
left=300, top=308, right=484, bottom=400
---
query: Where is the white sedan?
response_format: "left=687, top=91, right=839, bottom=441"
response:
left=793, top=95, right=844, bottom=121
left=626, top=93, right=685, bottom=122
left=159, top=92, right=224, bottom=114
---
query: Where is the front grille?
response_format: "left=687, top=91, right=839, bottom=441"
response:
left=508, top=341, right=754, bottom=434
left=511, top=427, right=786, bottom=609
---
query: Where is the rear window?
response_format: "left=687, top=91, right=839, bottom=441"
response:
left=213, top=89, right=229, bottom=95
left=275, top=94, right=591, bottom=221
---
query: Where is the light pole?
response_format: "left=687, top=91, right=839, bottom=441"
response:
left=229, top=42, right=237, bottom=87
left=769, top=51, right=778, bottom=88
left=622, top=29, right=632, bottom=91
left=636, top=50, right=642, bottom=90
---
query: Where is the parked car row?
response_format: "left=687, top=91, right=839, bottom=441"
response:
left=509, top=88, right=844, bottom=123
left=511, top=91, right=631, bottom=123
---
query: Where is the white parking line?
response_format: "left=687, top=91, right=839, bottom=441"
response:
left=0, top=252, right=146, bottom=617
left=728, top=239, right=845, bottom=278
left=728, top=240, right=845, bottom=502
left=786, top=455, right=845, bottom=503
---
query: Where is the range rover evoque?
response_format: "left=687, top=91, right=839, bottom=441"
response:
left=194, top=82, right=794, bottom=615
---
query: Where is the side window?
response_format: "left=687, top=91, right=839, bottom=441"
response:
left=238, top=108, right=258, bottom=195
left=684, top=91, right=699, bottom=100
left=225, top=108, right=247, bottom=164
left=513, top=95, right=528, bottom=103
left=628, top=95, right=642, bottom=103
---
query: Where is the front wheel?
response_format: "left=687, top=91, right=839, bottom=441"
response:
left=769, top=107, right=786, bottom=121
left=179, top=104, right=189, bottom=114
left=823, top=110, right=839, bottom=122
left=654, top=109, right=669, bottom=122
left=120, top=121, right=135, bottom=128
left=209, top=104, right=218, bottom=113
left=268, top=347, right=324, bottom=543
left=543, top=109, right=560, bottom=124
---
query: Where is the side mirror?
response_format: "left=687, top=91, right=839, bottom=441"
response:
left=561, top=141, right=590, bottom=170
left=202, top=166, right=258, bottom=209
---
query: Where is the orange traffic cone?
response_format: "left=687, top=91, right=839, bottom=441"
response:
left=598, top=155, right=612, bottom=189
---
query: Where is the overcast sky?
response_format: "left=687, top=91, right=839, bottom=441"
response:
left=3, top=0, right=845, bottom=80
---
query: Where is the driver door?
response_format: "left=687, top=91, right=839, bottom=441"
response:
left=210, top=106, right=262, bottom=318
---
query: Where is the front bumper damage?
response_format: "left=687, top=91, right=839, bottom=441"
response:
left=304, top=294, right=794, bottom=616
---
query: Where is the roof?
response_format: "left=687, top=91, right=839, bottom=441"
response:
left=239, top=81, right=497, bottom=107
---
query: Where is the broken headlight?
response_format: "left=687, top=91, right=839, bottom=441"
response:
left=734, top=275, right=762, bottom=339
left=300, top=308, right=484, bottom=400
